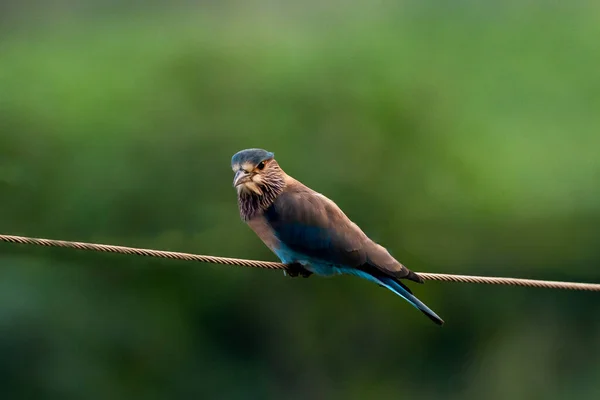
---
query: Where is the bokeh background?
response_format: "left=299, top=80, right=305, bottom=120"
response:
left=1, top=1, right=599, bottom=399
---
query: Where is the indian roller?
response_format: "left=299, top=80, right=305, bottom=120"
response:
left=231, top=148, right=444, bottom=325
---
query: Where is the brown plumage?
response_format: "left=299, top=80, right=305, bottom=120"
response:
left=231, top=148, right=443, bottom=325
left=268, top=174, right=424, bottom=284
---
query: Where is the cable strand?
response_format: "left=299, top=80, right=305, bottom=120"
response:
left=1, top=234, right=598, bottom=291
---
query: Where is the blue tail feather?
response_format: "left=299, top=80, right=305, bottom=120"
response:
left=342, top=268, right=444, bottom=326
left=378, top=276, right=444, bottom=326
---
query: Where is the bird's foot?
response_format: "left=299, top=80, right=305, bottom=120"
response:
left=284, top=263, right=313, bottom=278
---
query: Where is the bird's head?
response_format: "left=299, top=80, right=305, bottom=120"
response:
left=231, top=148, right=285, bottom=198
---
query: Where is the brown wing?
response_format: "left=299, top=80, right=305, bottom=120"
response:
left=265, top=178, right=422, bottom=283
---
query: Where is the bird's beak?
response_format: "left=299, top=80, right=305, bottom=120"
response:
left=233, top=170, right=251, bottom=187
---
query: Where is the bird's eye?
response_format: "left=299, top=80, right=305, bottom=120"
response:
left=257, top=161, right=266, bottom=170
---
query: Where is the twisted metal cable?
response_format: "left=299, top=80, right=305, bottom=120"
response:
left=1, top=234, right=599, bottom=291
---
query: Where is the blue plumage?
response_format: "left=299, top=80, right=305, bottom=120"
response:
left=377, top=276, right=443, bottom=324
left=233, top=148, right=444, bottom=326
left=231, top=148, right=274, bottom=167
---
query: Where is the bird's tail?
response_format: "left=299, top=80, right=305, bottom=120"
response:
left=344, top=268, right=444, bottom=325
left=378, top=276, right=445, bottom=326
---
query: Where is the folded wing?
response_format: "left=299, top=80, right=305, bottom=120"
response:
left=264, top=182, right=422, bottom=283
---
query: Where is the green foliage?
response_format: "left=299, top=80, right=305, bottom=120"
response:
left=1, top=3, right=599, bottom=399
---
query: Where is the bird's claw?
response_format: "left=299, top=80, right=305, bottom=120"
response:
left=285, top=263, right=313, bottom=278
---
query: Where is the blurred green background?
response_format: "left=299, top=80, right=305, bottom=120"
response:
left=1, top=1, right=599, bottom=399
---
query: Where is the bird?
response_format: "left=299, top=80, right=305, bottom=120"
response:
left=231, top=148, right=444, bottom=326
